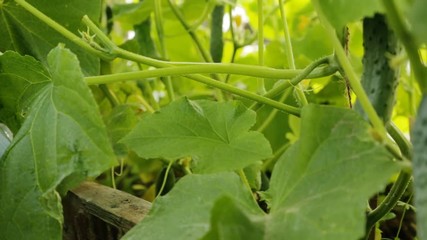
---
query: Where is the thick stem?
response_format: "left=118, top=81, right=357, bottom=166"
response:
left=85, top=64, right=338, bottom=85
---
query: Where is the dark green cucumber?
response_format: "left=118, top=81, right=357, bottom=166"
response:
left=411, top=95, right=427, bottom=239
left=355, top=13, right=399, bottom=123
left=210, top=5, right=224, bottom=63
left=155, top=166, right=176, bottom=196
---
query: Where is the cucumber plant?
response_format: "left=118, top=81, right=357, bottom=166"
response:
left=0, top=0, right=425, bottom=239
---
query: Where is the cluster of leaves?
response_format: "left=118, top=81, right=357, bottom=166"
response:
left=0, top=0, right=426, bottom=239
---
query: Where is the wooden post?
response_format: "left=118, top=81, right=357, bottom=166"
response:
left=63, top=181, right=151, bottom=240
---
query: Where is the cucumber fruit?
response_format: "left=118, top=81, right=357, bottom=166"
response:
left=210, top=5, right=224, bottom=63
left=355, top=13, right=399, bottom=123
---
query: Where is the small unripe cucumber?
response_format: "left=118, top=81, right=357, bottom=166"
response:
left=411, top=95, right=427, bottom=239
left=210, top=5, right=224, bottom=63
left=355, top=14, right=399, bottom=123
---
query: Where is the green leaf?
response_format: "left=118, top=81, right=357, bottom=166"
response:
left=121, top=98, right=272, bottom=173
left=0, top=45, right=116, bottom=239
left=0, top=0, right=101, bottom=75
left=266, top=104, right=399, bottom=239
left=408, top=0, right=427, bottom=45
left=122, top=172, right=261, bottom=240
left=317, top=0, right=381, bottom=30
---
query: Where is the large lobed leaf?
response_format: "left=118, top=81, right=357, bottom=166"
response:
left=0, top=46, right=116, bottom=240
left=121, top=98, right=272, bottom=173
left=0, top=0, right=101, bottom=75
